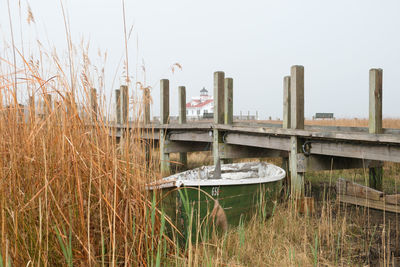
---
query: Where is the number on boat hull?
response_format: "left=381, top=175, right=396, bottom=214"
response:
left=211, top=187, right=220, bottom=197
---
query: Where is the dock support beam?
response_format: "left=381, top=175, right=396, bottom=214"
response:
left=289, top=65, right=305, bottom=198
left=368, top=68, right=383, bottom=190
left=282, top=75, right=291, bottom=192
left=213, top=71, right=225, bottom=165
left=178, top=86, right=188, bottom=170
left=160, top=79, right=170, bottom=175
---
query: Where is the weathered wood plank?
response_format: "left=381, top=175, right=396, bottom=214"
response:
left=224, top=78, right=233, bottom=125
left=140, top=130, right=160, bottom=140
left=297, top=155, right=383, bottom=172
left=215, top=124, right=400, bottom=144
left=336, top=178, right=383, bottom=201
left=233, top=122, right=400, bottom=135
left=338, top=194, right=400, bottom=214
left=384, top=194, right=400, bottom=205
left=309, top=141, right=400, bottom=163
left=219, top=144, right=287, bottom=159
left=283, top=76, right=291, bottom=129
left=169, top=131, right=212, bottom=142
left=145, top=122, right=213, bottom=130
left=224, top=132, right=290, bottom=151
left=164, top=141, right=210, bottom=153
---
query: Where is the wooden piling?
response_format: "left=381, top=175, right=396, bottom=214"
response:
left=290, top=66, right=304, bottom=130
left=160, top=79, right=170, bottom=175
left=121, top=85, right=129, bottom=124
left=282, top=76, right=291, bottom=129
left=90, top=88, right=98, bottom=122
left=178, top=86, right=188, bottom=169
left=369, top=68, right=383, bottom=190
left=144, top=88, right=150, bottom=124
left=160, top=79, right=170, bottom=124
left=289, top=65, right=305, bottom=198
left=224, top=78, right=233, bottom=125
left=115, top=89, right=121, bottom=124
left=179, top=86, right=186, bottom=124
left=214, top=72, right=225, bottom=124
left=369, top=69, right=383, bottom=134
left=213, top=72, right=225, bottom=165
left=223, top=78, right=234, bottom=164
left=282, top=75, right=291, bottom=192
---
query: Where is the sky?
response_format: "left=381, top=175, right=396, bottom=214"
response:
left=1, top=0, right=400, bottom=119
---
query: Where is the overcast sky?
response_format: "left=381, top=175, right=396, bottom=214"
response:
left=1, top=0, right=400, bottom=119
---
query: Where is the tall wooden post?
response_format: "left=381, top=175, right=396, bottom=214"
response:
left=213, top=71, right=225, bottom=165
left=222, top=77, right=234, bottom=164
left=369, top=68, right=383, bottom=190
left=289, top=65, right=305, bottom=198
left=282, top=76, right=291, bottom=192
left=178, top=86, right=188, bottom=169
left=160, top=79, right=170, bottom=175
left=144, top=88, right=150, bottom=124
left=121, top=85, right=129, bottom=124
left=90, top=88, right=98, bottom=122
left=283, top=76, right=291, bottom=129
left=115, top=89, right=121, bottom=124
left=160, top=80, right=169, bottom=124
left=224, top=78, right=233, bottom=125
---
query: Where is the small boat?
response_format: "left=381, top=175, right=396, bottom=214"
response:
left=147, top=161, right=286, bottom=240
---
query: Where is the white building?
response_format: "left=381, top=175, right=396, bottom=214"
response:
left=186, top=87, right=213, bottom=119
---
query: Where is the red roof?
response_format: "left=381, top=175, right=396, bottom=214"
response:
left=186, top=99, right=213, bottom=108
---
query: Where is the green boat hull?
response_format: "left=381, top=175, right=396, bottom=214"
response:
left=155, top=179, right=282, bottom=242
left=148, top=162, right=285, bottom=242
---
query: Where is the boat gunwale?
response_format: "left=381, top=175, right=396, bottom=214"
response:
left=147, top=162, right=286, bottom=190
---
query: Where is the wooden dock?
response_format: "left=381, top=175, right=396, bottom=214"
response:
left=111, top=66, right=399, bottom=197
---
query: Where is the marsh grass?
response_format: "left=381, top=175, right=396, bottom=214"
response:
left=2, top=3, right=400, bottom=266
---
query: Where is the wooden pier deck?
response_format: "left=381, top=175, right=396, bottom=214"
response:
left=111, top=66, right=399, bottom=197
